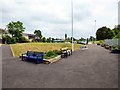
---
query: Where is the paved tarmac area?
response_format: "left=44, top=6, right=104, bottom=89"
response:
left=2, top=44, right=118, bottom=88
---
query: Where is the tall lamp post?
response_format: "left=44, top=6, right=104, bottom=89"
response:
left=95, top=20, right=96, bottom=36
left=71, top=0, right=74, bottom=51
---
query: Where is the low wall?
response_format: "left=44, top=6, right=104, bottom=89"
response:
left=105, top=39, right=120, bottom=45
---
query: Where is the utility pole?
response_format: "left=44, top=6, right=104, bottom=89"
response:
left=71, top=0, right=74, bottom=51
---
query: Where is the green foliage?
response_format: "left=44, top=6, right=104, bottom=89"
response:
left=19, top=37, right=29, bottom=43
left=112, top=25, right=120, bottom=36
left=41, top=37, right=46, bottom=42
left=3, top=35, right=16, bottom=44
left=44, top=50, right=61, bottom=59
left=53, top=50, right=62, bottom=55
left=45, top=50, right=58, bottom=59
left=7, top=21, right=25, bottom=37
left=65, top=33, right=67, bottom=40
left=46, top=37, right=51, bottom=43
left=112, top=45, right=120, bottom=50
left=99, top=40, right=104, bottom=44
left=6, top=21, right=25, bottom=43
left=96, top=40, right=104, bottom=45
left=96, top=26, right=114, bottom=40
left=31, top=38, right=36, bottom=42
left=51, top=38, right=54, bottom=43
left=45, top=51, right=56, bottom=57
left=34, top=30, right=42, bottom=41
left=114, top=31, right=120, bottom=38
left=10, top=37, right=16, bottom=44
left=79, top=37, right=86, bottom=41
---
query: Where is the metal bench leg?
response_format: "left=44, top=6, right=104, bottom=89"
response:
left=36, top=58, right=39, bottom=64
left=22, top=56, right=24, bottom=61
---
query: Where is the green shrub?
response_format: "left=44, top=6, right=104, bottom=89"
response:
left=19, top=37, right=29, bottom=43
left=4, top=35, right=16, bottom=44
left=10, top=37, right=16, bottom=44
left=46, top=50, right=57, bottom=57
left=32, top=38, right=36, bottom=42
left=44, top=50, right=61, bottom=59
left=53, top=50, right=62, bottom=55
left=112, top=45, right=120, bottom=50
left=96, top=40, right=104, bottom=45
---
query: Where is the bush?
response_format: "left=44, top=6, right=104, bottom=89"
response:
left=19, top=37, right=29, bottom=43
left=45, top=50, right=57, bottom=57
left=99, top=40, right=104, bottom=44
left=31, top=38, right=36, bottom=42
left=53, top=50, right=62, bottom=55
left=10, top=37, right=16, bottom=44
left=4, top=35, right=16, bottom=44
left=112, top=45, right=120, bottom=50
left=96, top=40, right=104, bottom=45
left=44, top=50, right=61, bottom=59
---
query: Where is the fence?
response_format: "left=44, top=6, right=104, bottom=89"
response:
left=105, top=39, right=120, bottom=45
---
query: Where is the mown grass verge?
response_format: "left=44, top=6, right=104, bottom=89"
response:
left=11, top=43, right=82, bottom=57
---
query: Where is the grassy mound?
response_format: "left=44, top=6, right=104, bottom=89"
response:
left=11, top=43, right=82, bottom=57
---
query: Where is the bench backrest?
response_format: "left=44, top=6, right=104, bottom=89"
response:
left=34, top=52, right=44, bottom=57
left=27, top=51, right=35, bottom=56
left=27, top=51, right=44, bottom=56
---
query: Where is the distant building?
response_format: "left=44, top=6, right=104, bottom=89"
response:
left=53, top=38, right=64, bottom=43
left=23, top=33, right=36, bottom=41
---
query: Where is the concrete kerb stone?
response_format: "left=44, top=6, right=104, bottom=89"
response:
left=44, top=55, right=61, bottom=64
left=10, top=45, right=14, bottom=57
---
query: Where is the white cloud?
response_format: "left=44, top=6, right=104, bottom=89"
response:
left=1, top=0, right=119, bottom=39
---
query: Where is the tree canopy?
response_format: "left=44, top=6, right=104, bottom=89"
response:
left=34, top=30, right=42, bottom=41
left=96, top=26, right=114, bottom=40
left=7, top=21, right=25, bottom=37
left=6, top=21, right=25, bottom=43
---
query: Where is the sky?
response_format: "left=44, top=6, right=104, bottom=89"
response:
left=0, top=0, right=119, bottom=39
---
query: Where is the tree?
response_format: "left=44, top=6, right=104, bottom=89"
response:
left=112, top=25, right=120, bottom=38
left=52, top=38, right=54, bottom=43
left=46, top=38, right=51, bottom=43
left=7, top=21, right=25, bottom=38
left=86, top=38, right=89, bottom=44
left=41, top=37, right=46, bottom=42
left=3, top=35, right=16, bottom=44
left=6, top=21, right=25, bottom=43
left=89, top=36, right=96, bottom=41
left=105, top=29, right=114, bottom=39
left=115, top=32, right=120, bottom=38
left=65, top=34, right=67, bottom=41
left=79, top=37, right=86, bottom=41
left=96, top=26, right=114, bottom=40
left=67, top=37, right=71, bottom=42
left=34, top=30, right=42, bottom=42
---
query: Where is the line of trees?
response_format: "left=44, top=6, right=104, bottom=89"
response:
left=96, top=25, right=120, bottom=40
left=2, top=21, right=97, bottom=44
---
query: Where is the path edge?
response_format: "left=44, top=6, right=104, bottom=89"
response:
left=10, top=45, right=14, bottom=57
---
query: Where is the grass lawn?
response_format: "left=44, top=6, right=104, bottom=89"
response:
left=11, top=43, right=83, bottom=57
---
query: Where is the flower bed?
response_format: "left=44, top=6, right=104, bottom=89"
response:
left=43, top=50, right=62, bottom=64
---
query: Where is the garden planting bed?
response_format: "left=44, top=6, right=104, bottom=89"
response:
left=43, top=55, right=61, bottom=64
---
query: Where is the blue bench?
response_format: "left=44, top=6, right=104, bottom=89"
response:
left=22, top=51, right=44, bottom=64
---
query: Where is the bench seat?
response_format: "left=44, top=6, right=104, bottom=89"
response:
left=22, top=51, right=44, bottom=64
